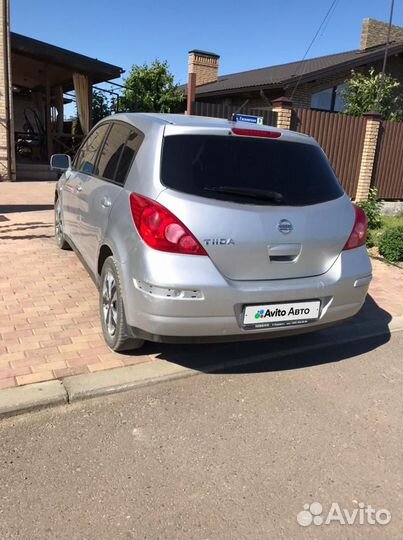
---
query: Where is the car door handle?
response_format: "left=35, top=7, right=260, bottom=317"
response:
left=76, top=185, right=83, bottom=192
left=101, top=197, right=112, bottom=208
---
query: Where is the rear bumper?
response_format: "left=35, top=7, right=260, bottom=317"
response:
left=120, top=246, right=372, bottom=340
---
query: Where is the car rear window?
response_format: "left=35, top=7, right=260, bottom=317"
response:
left=161, top=134, right=344, bottom=206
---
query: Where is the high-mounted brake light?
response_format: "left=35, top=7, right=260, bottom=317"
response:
left=129, top=193, right=207, bottom=256
left=343, top=205, right=368, bottom=250
left=231, top=127, right=282, bottom=138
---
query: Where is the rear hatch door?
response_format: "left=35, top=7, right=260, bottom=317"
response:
left=157, top=126, right=353, bottom=281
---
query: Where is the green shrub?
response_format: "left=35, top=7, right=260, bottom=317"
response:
left=368, top=228, right=384, bottom=248
left=357, top=188, right=383, bottom=230
left=379, top=226, right=403, bottom=262
left=366, top=229, right=375, bottom=248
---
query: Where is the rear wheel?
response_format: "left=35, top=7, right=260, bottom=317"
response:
left=55, top=197, right=71, bottom=250
left=99, top=257, right=144, bottom=352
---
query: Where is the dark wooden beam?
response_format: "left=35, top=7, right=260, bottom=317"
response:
left=87, top=76, right=93, bottom=131
left=45, top=65, right=53, bottom=158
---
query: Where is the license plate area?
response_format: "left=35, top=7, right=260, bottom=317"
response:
left=242, top=299, right=321, bottom=329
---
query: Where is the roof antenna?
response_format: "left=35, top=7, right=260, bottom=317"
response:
left=377, top=0, right=395, bottom=109
left=231, top=99, right=249, bottom=120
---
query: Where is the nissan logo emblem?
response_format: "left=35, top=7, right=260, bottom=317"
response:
left=278, top=219, right=293, bottom=234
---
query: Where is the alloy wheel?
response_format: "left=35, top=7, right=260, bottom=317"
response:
left=102, top=271, right=118, bottom=337
left=55, top=200, right=63, bottom=244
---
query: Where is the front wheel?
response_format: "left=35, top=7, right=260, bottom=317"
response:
left=99, top=257, right=144, bottom=352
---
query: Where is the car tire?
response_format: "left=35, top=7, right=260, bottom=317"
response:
left=99, top=256, right=144, bottom=352
left=55, top=197, right=71, bottom=250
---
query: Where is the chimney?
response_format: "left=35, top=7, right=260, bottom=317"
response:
left=360, top=18, right=403, bottom=50
left=188, top=50, right=220, bottom=86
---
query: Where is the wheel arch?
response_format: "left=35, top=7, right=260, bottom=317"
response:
left=98, top=244, right=114, bottom=276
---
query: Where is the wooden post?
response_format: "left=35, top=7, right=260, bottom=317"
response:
left=45, top=65, right=53, bottom=159
left=87, top=76, right=93, bottom=131
left=55, top=85, right=64, bottom=134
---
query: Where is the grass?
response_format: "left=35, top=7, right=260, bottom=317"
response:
left=368, top=212, right=403, bottom=247
left=381, top=213, right=403, bottom=229
left=367, top=211, right=403, bottom=268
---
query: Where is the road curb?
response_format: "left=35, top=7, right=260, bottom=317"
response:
left=1, top=316, right=402, bottom=419
left=388, top=315, right=403, bottom=333
left=0, top=380, right=67, bottom=418
left=63, top=361, right=197, bottom=402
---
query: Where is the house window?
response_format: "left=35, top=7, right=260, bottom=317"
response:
left=311, top=88, right=333, bottom=111
left=311, top=84, right=346, bottom=112
left=334, top=84, right=347, bottom=112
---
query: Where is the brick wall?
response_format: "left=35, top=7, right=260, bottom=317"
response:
left=286, top=70, right=353, bottom=109
left=196, top=90, right=281, bottom=109
left=0, top=0, right=14, bottom=181
left=361, top=18, right=403, bottom=50
left=383, top=55, right=403, bottom=87
left=0, top=0, right=8, bottom=180
left=356, top=114, right=381, bottom=201
left=188, top=51, right=219, bottom=86
left=198, top=70, right=373, bottom=110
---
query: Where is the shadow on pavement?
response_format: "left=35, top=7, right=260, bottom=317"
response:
left=135, top=295, right=391, bottom=374
left=0, top=204, right=54, bottom=214
left=0, top=234, right=53, bottom=240
left=0, top=220, right=53, bottom=240
left=0, top=223, right=52, bottom=233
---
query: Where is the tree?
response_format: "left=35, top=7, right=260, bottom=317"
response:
left=92, top=90, right=113, bottom=124
left=340, top=68, right=403, bottom=121
left=120, top=59, right=184, bottom=113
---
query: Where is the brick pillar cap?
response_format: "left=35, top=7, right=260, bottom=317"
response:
left=363, top=111, right=382, bottom=120
left=271, top=96, right=293, bottom=109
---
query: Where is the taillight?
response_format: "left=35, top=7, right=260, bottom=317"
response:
left=129, top=193, right=207, bottom=256
left=343, top=205, right=368, bottom=250
left=231, top=127, right=281, bottom=138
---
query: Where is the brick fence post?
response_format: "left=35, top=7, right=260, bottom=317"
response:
left=355, top=111, right=382, bottom=201
left=272, top=97, right=293, bottom=130
left=0, top=0, right=15, bottom=181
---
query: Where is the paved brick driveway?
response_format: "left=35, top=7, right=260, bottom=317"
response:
left=0, top=182, right=151, bottom=389
left=0, top=181, right=402, bottom=390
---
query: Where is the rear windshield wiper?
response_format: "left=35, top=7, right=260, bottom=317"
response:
left=204, top=186, right=285, bottom=204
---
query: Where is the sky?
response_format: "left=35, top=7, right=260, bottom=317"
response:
left=10, top=0, right=403, bottom=86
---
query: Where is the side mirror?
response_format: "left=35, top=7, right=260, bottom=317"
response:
left=50, top=154, right=71, bottom=172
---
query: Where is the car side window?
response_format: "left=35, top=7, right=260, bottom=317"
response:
left=74, top=124, right=109, bottom=175
left=114, top=129, right=143, bottom=185
left=97, top=123, right=132, bottom=182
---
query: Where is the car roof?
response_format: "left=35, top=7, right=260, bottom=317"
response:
left=109, top=112, right=239, bottom=128
left=104, top=112, right=313, bottom=143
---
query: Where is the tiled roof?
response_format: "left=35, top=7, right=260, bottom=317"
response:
left=192, top=42, right=403, bottom=96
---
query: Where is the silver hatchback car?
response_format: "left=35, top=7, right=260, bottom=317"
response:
left=52, top=113, right=372, bottom=351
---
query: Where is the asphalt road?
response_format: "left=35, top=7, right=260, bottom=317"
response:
left=0, top=333, right=402, bottom=540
